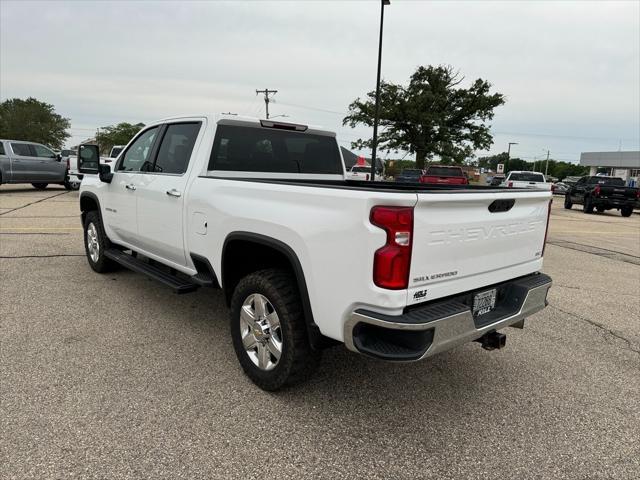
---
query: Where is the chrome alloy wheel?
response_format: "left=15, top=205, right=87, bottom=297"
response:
left=86, top=222, right=100, bottom=263
left=240, top=293, right=283, bottom=371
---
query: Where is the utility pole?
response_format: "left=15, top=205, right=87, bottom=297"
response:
left=256, top=89, right=277, bottom=119
left=544, top=149, right=550, bottom=176
left=506, top=142, right=518, bottom=173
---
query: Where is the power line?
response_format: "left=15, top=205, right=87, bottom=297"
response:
left=256, top=88, right=278, bottom=119
left=269, top=101, right=639, bottom=144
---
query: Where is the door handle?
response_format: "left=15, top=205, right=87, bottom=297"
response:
left=166, top=189, right=182, bottom=197
left=125, top=184, right=136, bottom=191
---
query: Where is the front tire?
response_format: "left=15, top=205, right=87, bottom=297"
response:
left=583, top=196, right=594, bottom=214
left=32, top=183, right=48, bottom=190
left=230, top=268, right=320, bottom=391
left=564, top=194, right=573, bottom=209
left=621, top=206, right=633, bottom=217
left=83, top=211, right=117, bottom=273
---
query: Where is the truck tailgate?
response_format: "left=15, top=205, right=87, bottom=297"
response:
left=407, top=190, right=551, bottom=305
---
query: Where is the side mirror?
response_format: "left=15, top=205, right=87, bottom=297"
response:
left=98, top=164, right=113, bottom=184
left=78, top=144, right=100, bottom=174
left=56, top=153, right=62, bottom=162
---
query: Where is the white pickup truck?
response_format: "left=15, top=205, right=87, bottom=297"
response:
left=502, top=171, right=551, bottom=190
left=77, top=115, right=553, bottom=390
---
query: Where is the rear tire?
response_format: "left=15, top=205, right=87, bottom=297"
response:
left=230, top=268, right=321, bottom=391
left=64, top=177, right=80, bottom=190
left=32, top=183, right=48, bottom=190
left=564, top=195, right=573, bottom=209
left=621, top=206, right=633, bottom=217
left=583, top=196, right=594, bottom=214
left=83, top=211, right=117, bottom=273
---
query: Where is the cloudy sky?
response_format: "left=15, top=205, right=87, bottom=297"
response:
left=1, top=0, right=639, bottom=163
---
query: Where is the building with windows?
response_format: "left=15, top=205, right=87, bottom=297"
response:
left=579, top=151, right=640, bottom=186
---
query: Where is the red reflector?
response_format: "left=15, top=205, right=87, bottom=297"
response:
left=370, top=206, right=414, bottom=289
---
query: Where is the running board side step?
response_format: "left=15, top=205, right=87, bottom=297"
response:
left=104, top=249, right=200, bottom=294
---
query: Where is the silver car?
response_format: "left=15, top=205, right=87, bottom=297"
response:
left=0, top=139, right=71, bottom=190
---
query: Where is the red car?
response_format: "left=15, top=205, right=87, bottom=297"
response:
left=420, top=165, right=469, bottom=185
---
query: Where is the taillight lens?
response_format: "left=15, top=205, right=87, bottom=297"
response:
left=370, top=206, right=414, bottom=289
left=593, top=184, right=601, bottom=196
left=541, top=199, right=552, bottom=257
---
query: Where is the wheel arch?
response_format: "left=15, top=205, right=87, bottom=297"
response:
left=221, top=232, right=327, bottom=350
left=79, top=192, right=102, bottom=225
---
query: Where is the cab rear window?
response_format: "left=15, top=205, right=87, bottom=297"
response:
left=509, top=173, right=545, bottom=182
left=588, top=176, right=624, bottom=186
left=209, top=125, right=342, bottom=174
left=426, top=166, right=464, bottom=176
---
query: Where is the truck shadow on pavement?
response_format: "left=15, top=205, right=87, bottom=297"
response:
left=136, top=276, right=528, bottom=411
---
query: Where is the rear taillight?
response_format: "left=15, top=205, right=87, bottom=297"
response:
left=508, top=181, right=513, bottom=188
left=370, top=206, right=414, bottom=290
left=541, top=199, right=552, bottom=257
left=66, top=158, right=70, bottom=169
left=593, top=184, right=601, bottom=196
left=636, top=190, right=640, bottom=199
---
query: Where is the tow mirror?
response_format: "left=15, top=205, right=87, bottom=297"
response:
left=98, top=164, right=113, bottom=184
left=78, top=144, right=100, bottom=174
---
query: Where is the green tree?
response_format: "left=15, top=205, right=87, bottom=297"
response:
left=0, top=97, right=70, bottom=150
left=343, top=65, right=505, bottom=168
left=95, top=122, right=145, bottom=154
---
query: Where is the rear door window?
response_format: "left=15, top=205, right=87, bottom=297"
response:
left=33, top=144, right=56, bottom=159
left=153, top=123, right=201, bottom=174
left=118, top=127, right=160, bottom=172
left=0, top=143, right=5, bottom=155
left=11, top=143, right=33, bottom=156
left=209, top=124, right=342, bottom=174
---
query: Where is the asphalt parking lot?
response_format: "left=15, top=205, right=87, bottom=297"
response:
left=1, top=185, right=639, bottom=480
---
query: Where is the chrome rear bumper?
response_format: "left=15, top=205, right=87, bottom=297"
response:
left=344, top=273, right=552, bottom=361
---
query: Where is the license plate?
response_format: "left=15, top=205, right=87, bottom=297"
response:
left=473, top=289, right=497, bottom=317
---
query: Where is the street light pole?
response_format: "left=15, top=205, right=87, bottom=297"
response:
left=506, top=142, right=518, bottom=173
left=370, top=0, right=390, bottom=182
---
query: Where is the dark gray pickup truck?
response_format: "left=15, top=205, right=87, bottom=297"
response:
left=564, top=175, right=639, bottom=216
left=0, top=139, right=73, bottom=190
